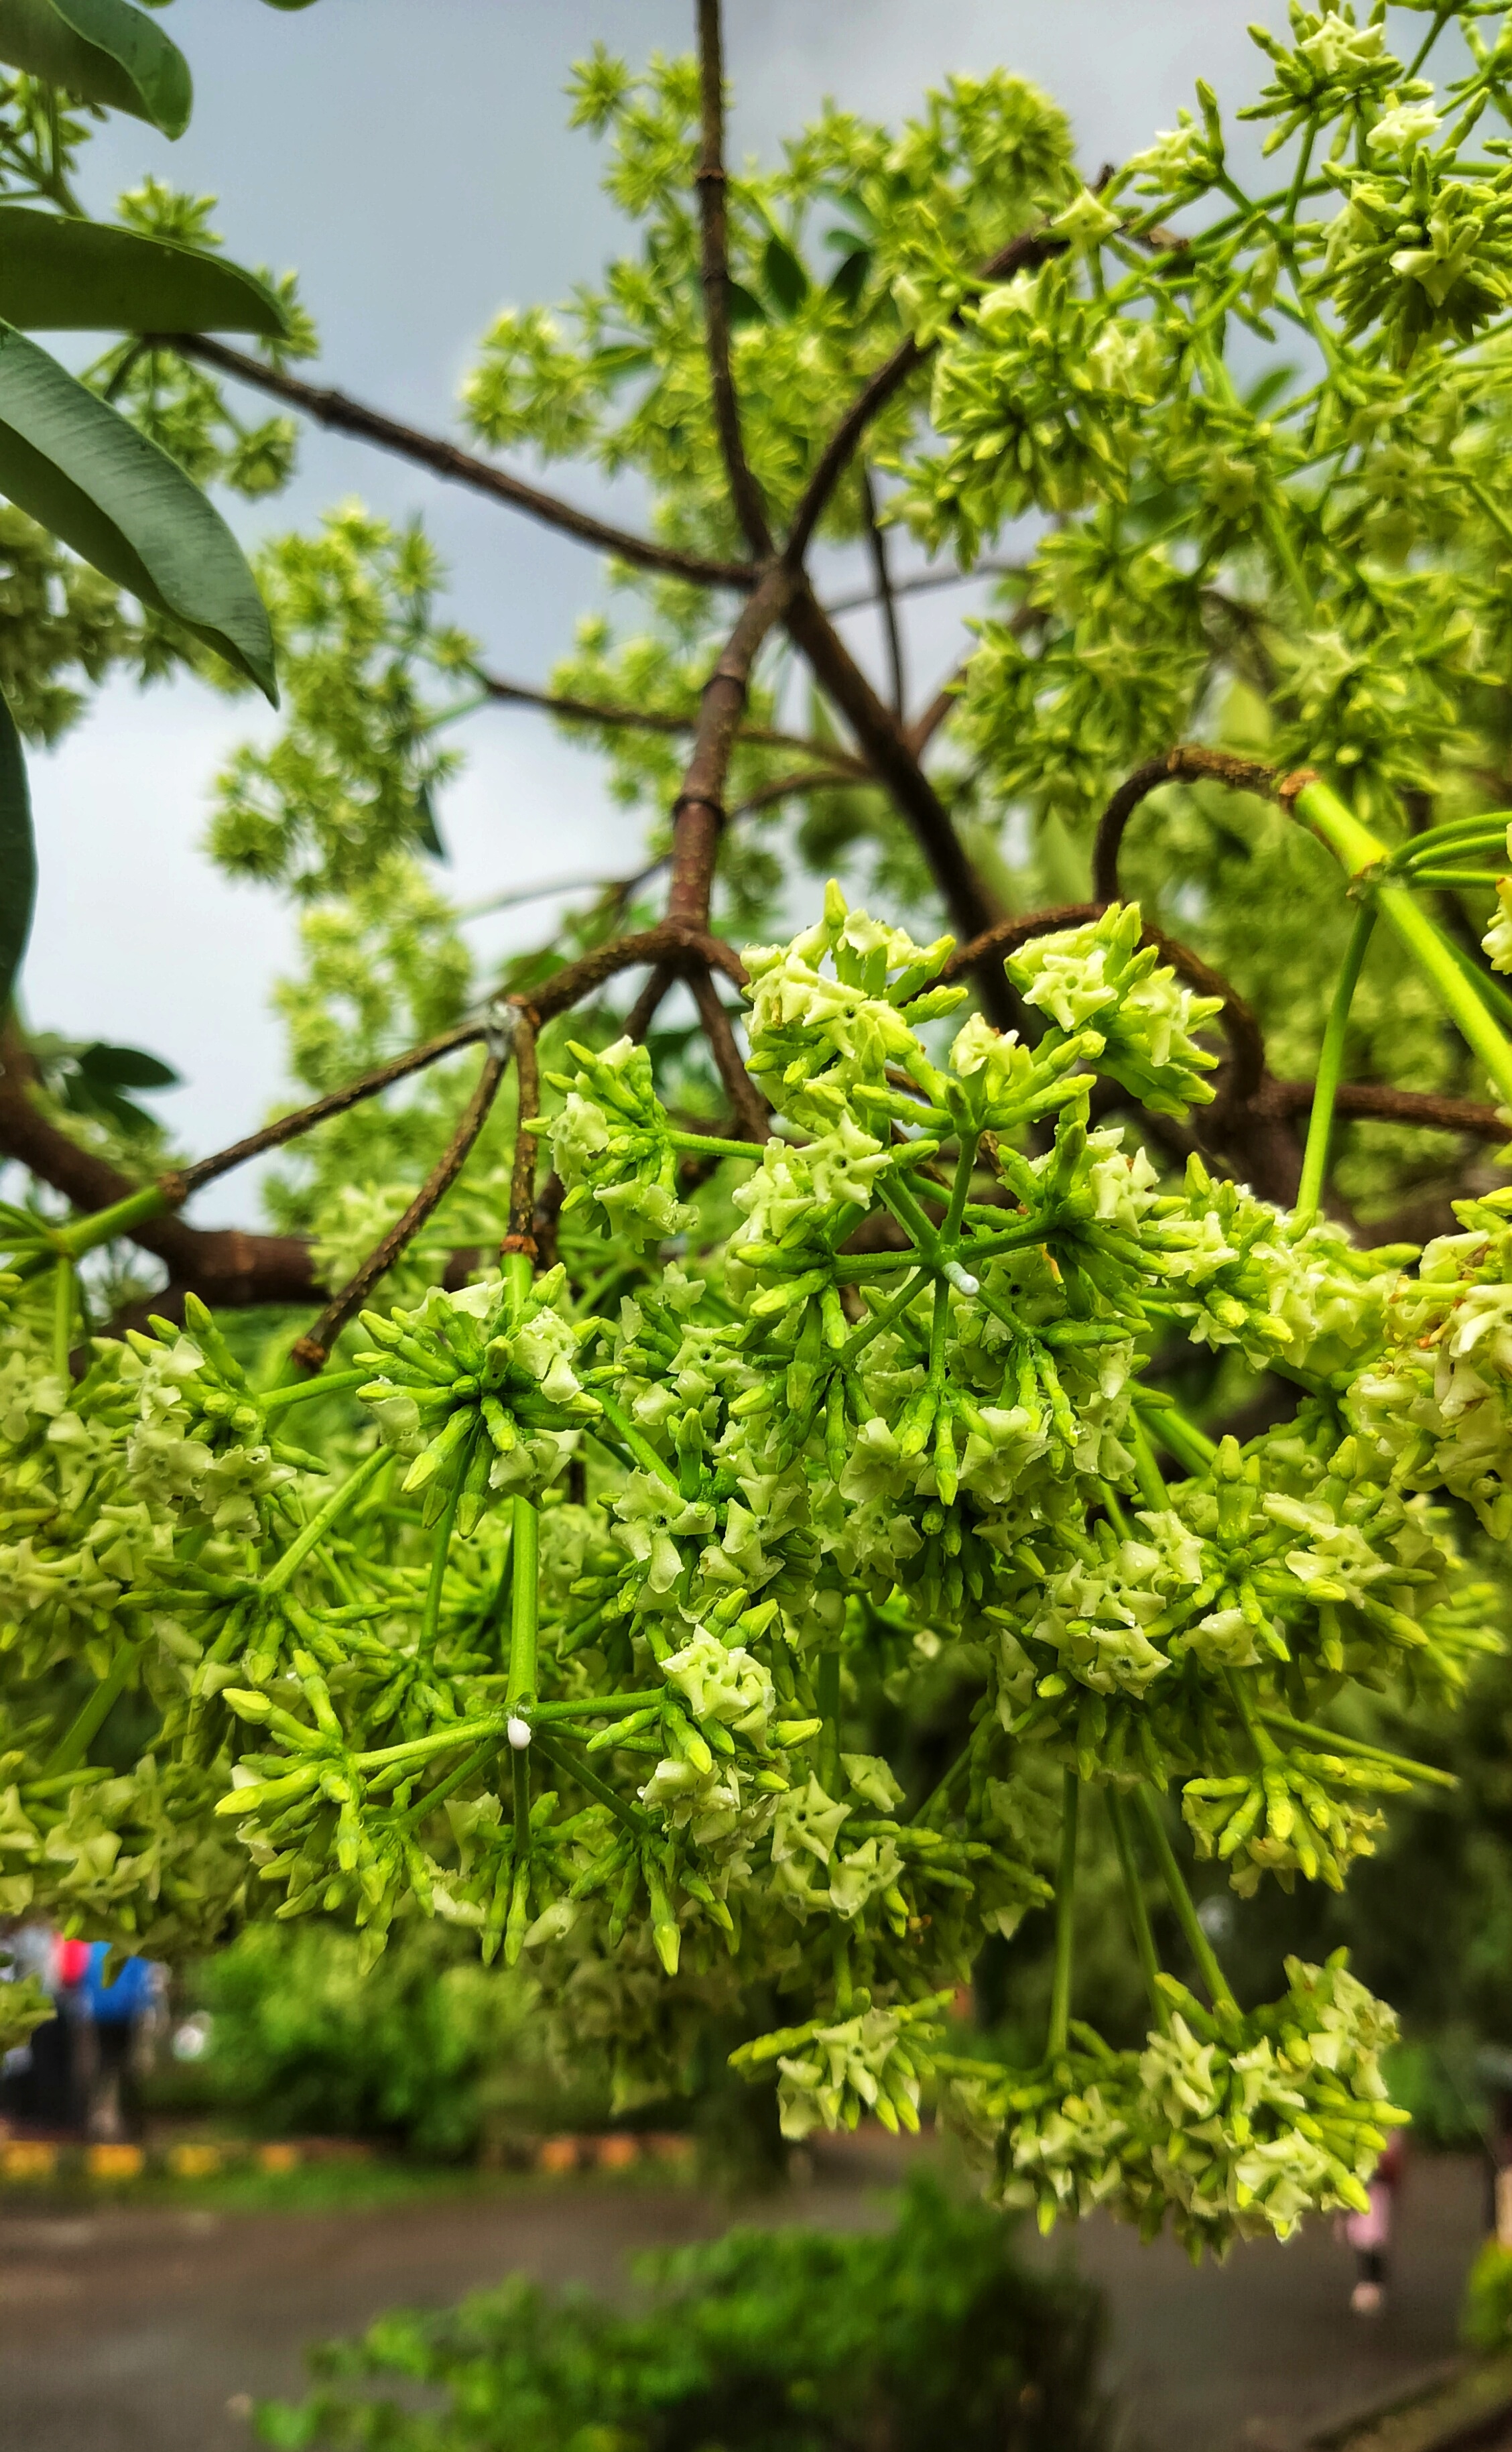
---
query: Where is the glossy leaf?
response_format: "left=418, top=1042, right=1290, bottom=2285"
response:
left=827, top=249, right=871, bottom=312
left=724, top=281, right=767, bottom=328
left=0, top=682, right=33, bottom=1017
left=0, top=208, right=288, bottom=336
left=77, top=1041, right=178, bottom=1090
left=0, top=322, right=276, bottom=702
left=0, top=0, right=191, bottom=138
left=761, top=233, right=810, bottom=317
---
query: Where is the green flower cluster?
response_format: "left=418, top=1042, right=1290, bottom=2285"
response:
left=0, top=890, right=1500, bottom=2248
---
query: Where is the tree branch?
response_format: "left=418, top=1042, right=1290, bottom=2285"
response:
left=782, top=580, right=1015, bottom=1025
left=668, top=561, right=796, bottom=929
left=477, top=667, right=868, bottom=775
left=859, top=467, right=904, bottom=719
left=687, top=966, right=769, bottom=1143
left=291, top=1039, right=510, bottom=1370
left=1093, top=747, right=1278, bottom=904
left=162, top=334, right=753, bottom=593
left=695, top=0, right=772, bottom=559
left=784, top=226, right=1065, bottom=563
left=174, top=1021, right=485, bottom=1199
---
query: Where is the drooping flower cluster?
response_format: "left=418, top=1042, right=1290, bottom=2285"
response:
left=0, top=892, right=1500, bottom=2251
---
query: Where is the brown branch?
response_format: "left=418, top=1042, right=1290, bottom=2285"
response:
left=1271, top=1077, right=1507, bottom=1144
left=822, top=559, right=1027, bottom=620
left=291, top=1040, right=510, bottom=1371
left=669, top=562, right=796, bottom=929
left=695, top=0, right=772, bottom=559
left=624, top=963, right=678, bottom=1044
left=523, top=921, right=749, bottom=1022
left=859, top=467, right=904, bottom=719
left=688, top=967, right=769, bottom=1143
left=162, top=334, right=753, bottom=593
left=939, top=902, right=1267, bottom=1113
left=505, top=1016, right=540, bottom=1247
left=176, top=1021, right=484, bottom=1198
left=785, top=226, right=1064, bottom=564
left=477, top=668, right=869, bottom=777
left=0, top=1028, right=320, bottom=1308
left=1093, top=747, right=1278, bottom=904
left=782, top=581, right=1015, bottom=1027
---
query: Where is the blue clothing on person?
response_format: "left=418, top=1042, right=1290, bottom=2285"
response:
left=79, top=1943, right=155, bottom=2026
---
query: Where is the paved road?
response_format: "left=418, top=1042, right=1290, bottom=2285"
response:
left=0, top=2150, right=1489, bottom=2452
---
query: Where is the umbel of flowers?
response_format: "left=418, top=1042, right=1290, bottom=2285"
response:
left=0, top=887, right=1502, bottom=2254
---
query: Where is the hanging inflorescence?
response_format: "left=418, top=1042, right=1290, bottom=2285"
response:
left=1, top=885, right=1504, bottom=2255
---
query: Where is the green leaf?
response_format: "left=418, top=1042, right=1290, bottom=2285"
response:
left=77, top=1040, right=178, bottom=1089
left=827, top=249, right=871, bottom=312
left=0, top=0, right=192, bottom=139
left=414, top=780, right=446, bottom=861
left=0, top=322, right=276, bottom=701
left=0, top=683, right=34, bottom=1017
left=0, top=208, right=288, bottom=336
left=725, top=282, right=767, bottom=328
left=761, top=233, right=810, bottom=317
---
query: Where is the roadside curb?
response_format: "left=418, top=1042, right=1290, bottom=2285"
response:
left=1308, top=2357, right=1512, bottom=2452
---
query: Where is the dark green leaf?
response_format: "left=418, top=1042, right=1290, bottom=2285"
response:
left=761, top=233, right=810, bottom=317
left=827, top=249, right=871, bottom=312
left=77, top=1040, right=178, bottom=1089
left=0, top=0, right=191, bottom=138
left=0, top=208, right=288, bottom=336
left=724, top=282, right=767, bottom=328
left=0, top=682, right=34, bottom=1017
left=261, top=0, right=321, bottom=9
left=1244, top=364, right=1298, bottom=417
left=63, top=1075, right=155, bottom=1133
left=414, top=780, right=446, bottom=861
left=0, top=322, right=276, bottom=702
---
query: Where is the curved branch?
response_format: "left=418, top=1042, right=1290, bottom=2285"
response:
left=1093, top=747, right=1278, bottom=903
left=695, top=0, right=771, bottom=559
left=1271, top=1077, right=1507, bottom=1144
left=162, top=334, right=753, bottom=593
left=938, top=902, right=1267, bottom=1111
left=292, top=1040, right=510, bottom=1370
left=785, top=226, right=1065, bottom=563
left=523, top=921, right=749, bottom=1021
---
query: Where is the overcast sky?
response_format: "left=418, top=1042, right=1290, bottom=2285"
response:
left=27, top=0, right=1267, bottom=1221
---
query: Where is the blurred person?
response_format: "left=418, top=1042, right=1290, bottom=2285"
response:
left=76, top=1943, right=161, bottom=2142
left=0, top=1923, right=86, bottom=2132
left=1344, top=2128, right=1407, bottom=2316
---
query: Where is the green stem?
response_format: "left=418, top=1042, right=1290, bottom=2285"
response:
left=1131, top=1386, right=1218, bottom=1473
left=1132, top=1784, right=1237, bottom=2015
left=54, top=1181, right=172, bottom=1260
left=838, top=1266, right=928, bottom=1367
left=817, top=1648, right=841, bottom=1796
left=1296, top=902, right=1376, bottom=1227
left=259, top=1369, right=370, bottom=1416
left=419, top=1473, right=464, bottom=1654
left=666, top=1129, right=763, bottom=1162
left=42, top=1636, right=147, bottom=1777
left=1127, top=1412, right=1171, bottom=1511
left=1046, top=1768, right=1079, bottom=2059
left=391, top=1736, right=497, bottom=1834
left=1257, top=1711, right=1457, bottom=1790
left=262, top=1449, right=388, bottom=1598
left=507, top=1492, right=540, bottom=1708
left=531, top=1727, right=654, bottom=1835
left=592, top=1390, right=682, bottom=1492
left=1107, top=1787, right=1169, bottom=2034
left=51, top=1254, right=73, bottom=1382
left=1294, top=778, right=1512, bottom=1109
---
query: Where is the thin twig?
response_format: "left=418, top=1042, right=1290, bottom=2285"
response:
left=624, top=963, right=678, bottom=1044
left=477, top=668, right=869, bottom=776
left=822, top=558, right=1026, bottom=620
left=688, top=967, right=769, bottom=1143
left=695, top=0, right=772, bottom=559
left=291, top=1042, right=510, bottom=1371
left=859, top=467, right=904, bottom=719
left=175, top=1022, right=484, bottom=1197
left=159, top=333, right=753, bottom=593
